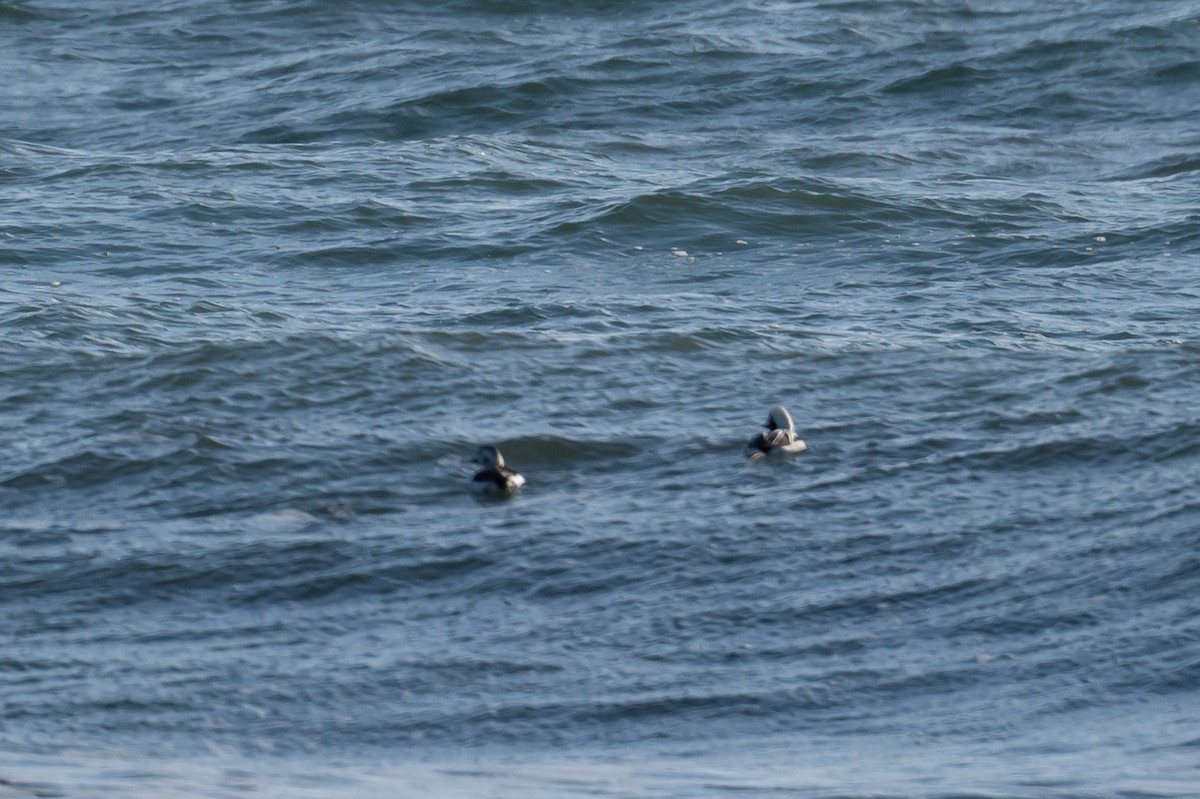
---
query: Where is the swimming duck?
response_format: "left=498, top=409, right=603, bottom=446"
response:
left=469, top=445, right=526, bottom=497
left=746, top=406, right=808, bottom=460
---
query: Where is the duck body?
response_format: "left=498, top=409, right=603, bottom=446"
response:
left=469, top=445, right=526, bottom=497
left=746, top=405, right=808, bottom=461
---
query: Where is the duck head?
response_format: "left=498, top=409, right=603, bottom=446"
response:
left=764, top=406, right=794, bottom=433
left=473, top=445, right=505, bottom=469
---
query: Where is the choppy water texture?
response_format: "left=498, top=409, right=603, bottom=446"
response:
left=3, top=1, right=1200, bottom=796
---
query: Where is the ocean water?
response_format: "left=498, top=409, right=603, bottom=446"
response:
left=2, top=0, right=1199, bottom=796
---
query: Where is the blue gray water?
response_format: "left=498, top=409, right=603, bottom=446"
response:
left=3, top=1, right=1199, bottom=796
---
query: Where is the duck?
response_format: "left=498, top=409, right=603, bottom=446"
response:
left=469, top=445, right=526, bottom=497
left=746, top=405, right=808, bottom=461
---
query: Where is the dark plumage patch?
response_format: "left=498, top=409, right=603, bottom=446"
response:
left=471, top=466, right=520, bottom=494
